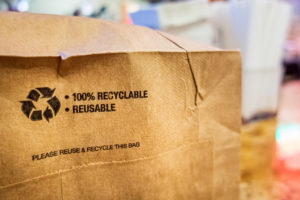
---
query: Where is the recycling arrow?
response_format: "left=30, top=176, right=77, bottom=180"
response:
left=31, top=110, right=42, bottom=121
left=43, top=106, right=53, bottom=122
left=47, top=96, right=60, bottom=115
left=20, top=87, right=60, bottom=122
left=20, top=101, right=35, bottom=118
left=37, top=87, right=56, bottom=98
left=27, top=90, right=40, bottom=102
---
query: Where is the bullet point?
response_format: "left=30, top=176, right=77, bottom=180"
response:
left=65, top=108, right=70, bottom=112
left=65, top=95, right=69, bottom=99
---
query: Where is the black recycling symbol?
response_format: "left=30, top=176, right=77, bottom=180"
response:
left=20, top=87, right=60, bottom=122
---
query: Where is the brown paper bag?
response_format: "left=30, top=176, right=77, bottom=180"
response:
left=0, top=12, right=241, bottom=200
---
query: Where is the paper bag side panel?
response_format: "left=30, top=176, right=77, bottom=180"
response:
left=0, top=52, right=213, bottom=199
left=189, top=52, right=241, bottom=200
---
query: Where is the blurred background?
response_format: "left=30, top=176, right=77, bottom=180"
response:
left=0, top=0, right=299, bottom=199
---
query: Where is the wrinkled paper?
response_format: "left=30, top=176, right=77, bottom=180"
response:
left=0, top=12, right=241, bottom=200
